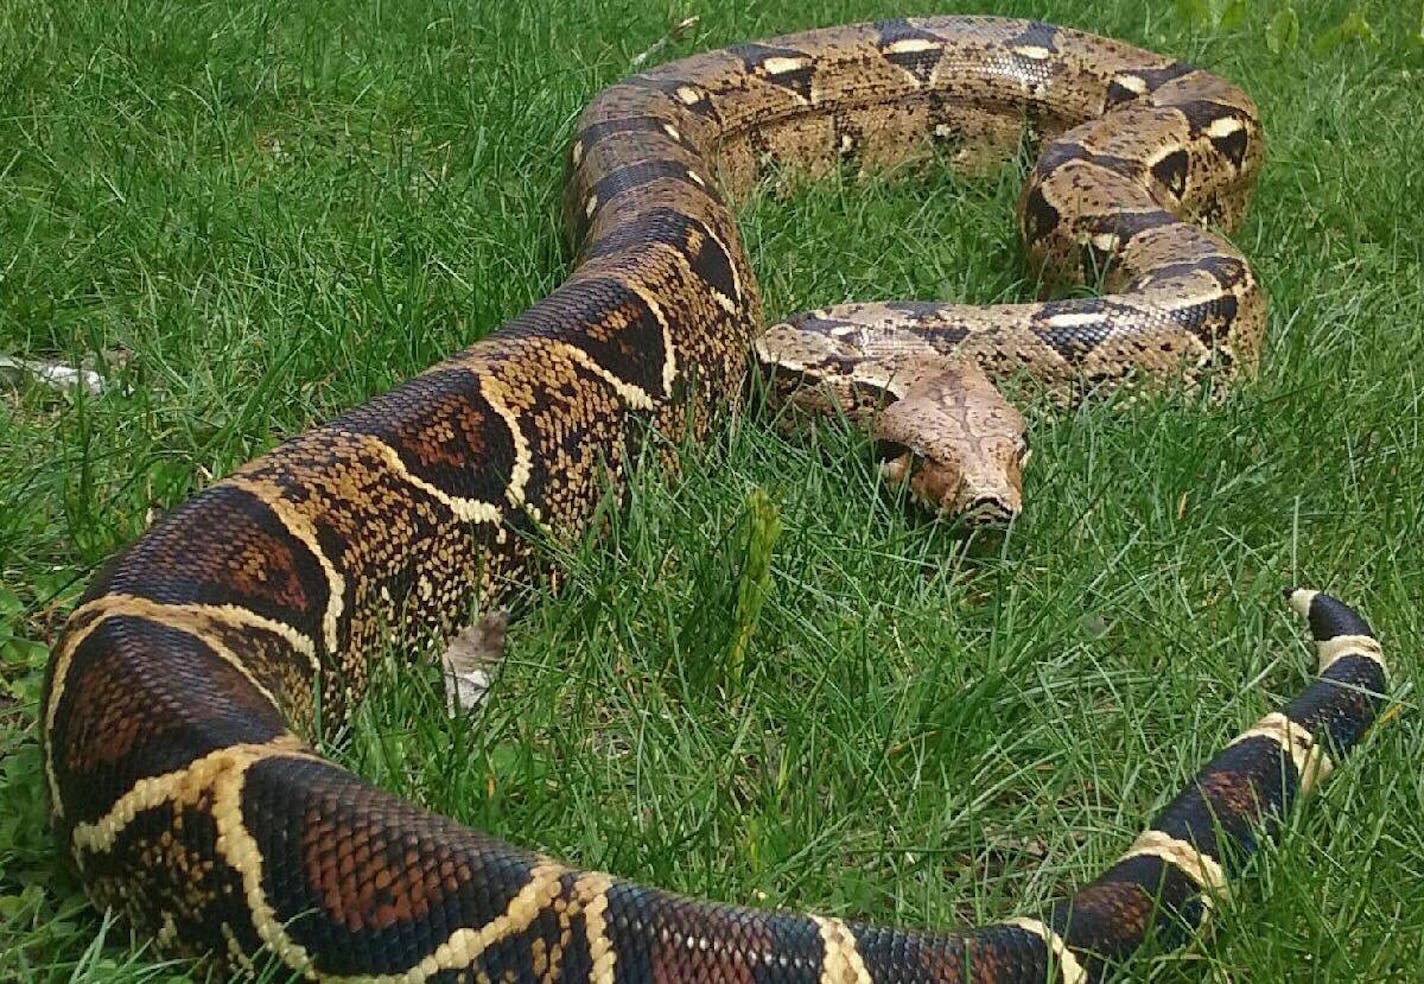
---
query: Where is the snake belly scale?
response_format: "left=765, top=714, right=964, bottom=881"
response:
left=41, top=16, right=1388, bottom=984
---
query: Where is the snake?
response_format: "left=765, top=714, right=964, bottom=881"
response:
left=40, top=15, right=1389, bottom=984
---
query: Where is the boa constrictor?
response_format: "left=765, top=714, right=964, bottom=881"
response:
left=42, top=16, right=1388, bottom=983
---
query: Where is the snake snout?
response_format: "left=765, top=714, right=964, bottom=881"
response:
left=965, top=494, right=1016, bottom=526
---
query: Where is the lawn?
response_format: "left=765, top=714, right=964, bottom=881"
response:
left=1, top=0, right=1421, bottom=981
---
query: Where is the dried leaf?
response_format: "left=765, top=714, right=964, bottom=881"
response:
left=441, top=610, right=509, bottom=714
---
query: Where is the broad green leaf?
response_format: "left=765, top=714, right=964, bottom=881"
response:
left=1266, top=7, right=1300, bottom=53
left=1219, top=0, right=1249, bottom=31
left=1313, top=9, right=1377, bottom=53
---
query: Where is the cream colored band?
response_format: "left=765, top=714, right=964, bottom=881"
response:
left=1231, top=712, right=1335, bottom=796
left=1003, top=918, right=1087, bottom=984
left=1287, top=588, right=1317, bottom=618
left=811, top=916, right=872, bottom=984
left=1119, top=830, right=1228, bottom=911
left=1316, top=634, right=1386, bottom=675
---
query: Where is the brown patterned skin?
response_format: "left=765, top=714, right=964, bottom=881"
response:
left=41, top=17, right=1387, bottom=984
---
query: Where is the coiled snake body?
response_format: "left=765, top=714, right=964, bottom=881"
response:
left=42, top=17, right=1388, bottom=983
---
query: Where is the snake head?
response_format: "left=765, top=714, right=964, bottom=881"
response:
left=873, top=362, right=1028, bottom=524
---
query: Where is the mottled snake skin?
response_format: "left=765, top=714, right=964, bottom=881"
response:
left=42, top=17, right=1387, bottom=983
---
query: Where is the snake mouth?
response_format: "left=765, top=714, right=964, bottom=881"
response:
left=875, top=444, right=1021, bottom=527
left=963, top=494, right=1015, bottom=526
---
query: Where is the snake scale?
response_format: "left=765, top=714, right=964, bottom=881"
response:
left=40, top=16, right=1389, bottom=984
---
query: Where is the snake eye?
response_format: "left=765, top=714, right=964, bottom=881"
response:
left=1015, top=437, right=1031, bottom=466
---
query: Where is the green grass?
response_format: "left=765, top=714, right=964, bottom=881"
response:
left=1, top=0, right=1421, bottom=980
